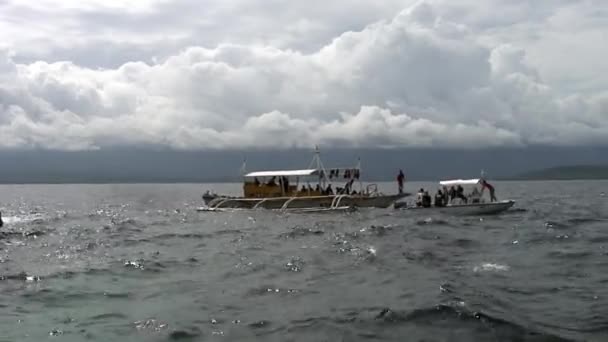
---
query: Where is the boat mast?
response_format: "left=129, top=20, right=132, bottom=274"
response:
left=240, top=158, right=247, bottom=180
left=308, top=145, right=329, bottom=189
left=356, top=157, right=362, bottom=193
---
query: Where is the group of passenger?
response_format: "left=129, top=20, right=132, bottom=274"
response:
left=336, top=179, right=358, bottom=195
left=295, top=180, right=359, bottom=196
left=296, top=184, right=327, bottom=195
left=415, top=181, right=497, bottom=208
left=253, top=174, right=363, bottom=197
left=253, top=176, right=291, bottom=193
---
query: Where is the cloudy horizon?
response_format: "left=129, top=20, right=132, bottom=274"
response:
left=1, top=0, right=606, bottom=150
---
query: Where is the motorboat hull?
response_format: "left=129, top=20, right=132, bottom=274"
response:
left=398, top=200, right=515, bottom=216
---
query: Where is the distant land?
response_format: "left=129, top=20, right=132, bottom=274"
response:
left=509, top=165, right=608, bottom=180
left=0, top=146, right=607, bottom=184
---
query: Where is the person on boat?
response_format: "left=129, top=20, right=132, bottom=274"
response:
left=422, top=191, right=432, bottom=208
left=470, top=187, right=481, bottom=203
left=442, top=186, right=449, bottom=204
left=253, top=177, right=260, bottom=186
left=480, top=179, right=497, bottom=202
left=282, top=176, right=289, bottom=193
left=456, top=185, right=468, bottom=204
left=448, top=186, right=456, bottom=203
left=415, top=188, right=424, bottom=207
left=344, top=179, right=354, bottom=194
left=0, top=211, right=3, bottom=228
left=434, top=190, right=445, bottom=207
left=397, top=169, right=405, bottom=194
left=326, top=184, right=334, bottom=195
left=315, top=184, right=321, bottom=193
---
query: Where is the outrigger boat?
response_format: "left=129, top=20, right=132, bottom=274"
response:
left=199, top=148, right=410, bottom=211
left=396, top=178, right=515, bottom=215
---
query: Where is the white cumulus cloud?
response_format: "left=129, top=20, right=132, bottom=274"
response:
left=0, top=0, right=606, bottom=150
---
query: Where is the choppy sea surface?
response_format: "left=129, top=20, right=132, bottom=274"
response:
left=1, top=181, right=607, bottom=342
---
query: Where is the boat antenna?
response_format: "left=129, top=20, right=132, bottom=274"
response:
left=355, top=157, right=363, bottom=193
left=240, top=157, right=247, bottom=178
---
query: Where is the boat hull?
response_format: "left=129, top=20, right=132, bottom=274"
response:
left=203, top=193, right=409, bottom=210
left=399, top=200, right=515, bottom=216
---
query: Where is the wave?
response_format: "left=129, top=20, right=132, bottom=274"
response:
left=545, top=217, right=607, bottom=230
left=473, top=263, right=510, bottom=272
left=279, top=225, right=324, bottom=239
left=0, top=272, right=41, bottom=282
left=416, top=218, right=451, bottom=226
left=285, top=304, right=575, bottom=341
left=402, top=249, right=447, bottom=264
left=108, top=217, right=144, bottom=232
left=1, top=213, right=50, bottom=225
left=245, top=286, right=301, bottom=297
left=89, top=312, right=129, bottom=320
left=547, top=250, right=593, bottom=259
left=360, top=224, right=396, bottom=236
left=285, top=257, right=305, bottom=272
left=436, top=238, right=482, bottom=249
left=169, top=329, right=202, bottom=340
left=0, top=230, right=47, bottom=240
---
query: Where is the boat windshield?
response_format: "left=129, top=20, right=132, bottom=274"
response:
left=439, top=179, right=481, bottom=186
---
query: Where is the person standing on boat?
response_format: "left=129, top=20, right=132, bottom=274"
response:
left=397, top=170, right=405, bottom=194
left=422, top=191, right=432, bottom=208
left=481, top=179, right=497, bottom=202
left=0, top=211, right=3, bottom=228
left=344, top=179, right=354, bottom=194
left=448, top=186, right=456, bottom=203
left=456, top=185, right=468, bottom=204
left=434, top=190, right=445, bottom=207
left=416, top=188, right=424, bottom=207
left=470, top=187, right=481, bottom=203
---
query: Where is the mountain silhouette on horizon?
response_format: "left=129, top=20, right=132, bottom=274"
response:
left=0, top=146, right=606, bottom=184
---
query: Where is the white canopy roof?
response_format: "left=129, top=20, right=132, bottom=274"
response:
left=244, top=169, right=319, bottom=178
left=439, top=178, right=481, bottom=186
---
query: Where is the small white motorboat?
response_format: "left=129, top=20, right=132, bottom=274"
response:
left=401, top=200, right=515, bottom=215
left=396, top=178, right=515, bottom=216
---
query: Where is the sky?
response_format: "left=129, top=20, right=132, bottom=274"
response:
left=0, top=0, right=606, bottom=150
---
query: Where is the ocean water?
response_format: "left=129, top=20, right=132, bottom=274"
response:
left=0, top=181, right=607, bottom=341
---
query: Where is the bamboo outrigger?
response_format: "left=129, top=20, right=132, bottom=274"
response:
left=199, top=147, right=410, bottom=211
